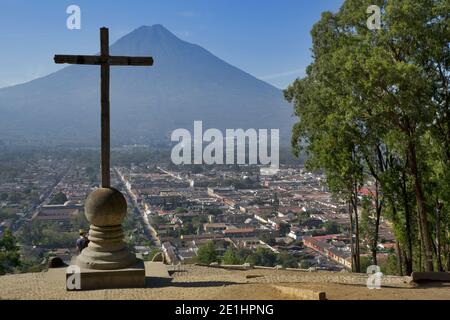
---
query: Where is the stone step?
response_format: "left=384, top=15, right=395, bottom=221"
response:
left=271, top=285, right=326, bottom=300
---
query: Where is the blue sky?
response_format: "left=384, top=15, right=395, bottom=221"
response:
left=0, top=0, right=343, bottom=89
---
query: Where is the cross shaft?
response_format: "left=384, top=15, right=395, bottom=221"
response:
left=54, top=27, right=153, bottom=188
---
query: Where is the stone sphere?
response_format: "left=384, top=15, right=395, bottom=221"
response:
left=84, top=188, right=127, bottom=226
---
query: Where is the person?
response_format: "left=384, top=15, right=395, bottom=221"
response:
left=76, top=229, right=90, bottom=254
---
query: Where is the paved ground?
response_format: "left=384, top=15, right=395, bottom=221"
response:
left=0, top=264, right=449, bottom=300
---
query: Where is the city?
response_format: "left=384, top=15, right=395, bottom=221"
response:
left=0, top=146, right=396, bottom=274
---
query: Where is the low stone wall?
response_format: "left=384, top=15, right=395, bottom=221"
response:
left=271, top=285, right=326, bottom=300
left=191, top=263, right=415, bottom=288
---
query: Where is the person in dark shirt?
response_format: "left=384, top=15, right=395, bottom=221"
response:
left=76, top=229, right=90, bottom=254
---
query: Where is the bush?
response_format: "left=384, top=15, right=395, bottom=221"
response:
left=277, top=252, right=298, bottom=268
left=299, top=260, right=313, bottom=269
left=196, top=241, right=218, bottom=264
left=221, top=247, right=243, bottom=265
left=0, top=229, right=21, bottom=275
left=246, top=248, right=277, bottom=267
left=49, top=192, right=68, bottom=205
left=324, top=221, right=340, bottom=234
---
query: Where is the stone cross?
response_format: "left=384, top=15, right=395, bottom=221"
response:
left=54, top=27, right=153, bottom=188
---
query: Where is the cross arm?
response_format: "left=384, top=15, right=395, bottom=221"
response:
left=54, top=55, right=102, bottom=65
left=108, top=56, right=154, bottom=66
left=54, top=55, right=153, bottom=66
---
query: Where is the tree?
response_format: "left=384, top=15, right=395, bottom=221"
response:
left=196, top=241, right=218, bottom=264
left=8, top=192, right=22, bottom=203
left=285, top=0, right=449, bottom=273
left=0, top=229, right=21, bottom=275
left=49, top=192, right=68, bottom=205
left=221, top=247, right=242, bottom=265
left=71, top=212, right=89, bottom=231
left=299, top=259, right=313, bottom=269
left=324, top=221, right=340, bottom=234
left=180, top=222, right=196, bottom=235
left=260, top=234, right=276, bottom=246
left=246, top=248, right=277, bottom=267
left=175, top=207, right=188, bottom=214
left=204, top=208, right=222, bottom=216
left=278, top=223, right=291, bottom=237
left=277, top=252, right=298, bottom=268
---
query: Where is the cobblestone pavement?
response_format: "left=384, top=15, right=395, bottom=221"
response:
left=1, top=264, right=449, bottom=300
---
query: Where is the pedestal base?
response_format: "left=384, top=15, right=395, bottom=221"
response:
left=77, top=224, right=139, bottom=270
left=66, top=260, right=146, bottom=291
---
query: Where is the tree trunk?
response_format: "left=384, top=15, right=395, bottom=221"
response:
left=396, top=241, right=403, bottom=276
left=407, top=141, right=434, bottom=272
left=348, top=200, right=356, bottom=272
left=436, top=201, right=443, bottom=271
left=447, top=226, right=450, bottom=271
left=372, top=180, right=382, bottom=266
left=401, top=170, right=414, bottom=275
left=352, top=188, right=361, bottom=273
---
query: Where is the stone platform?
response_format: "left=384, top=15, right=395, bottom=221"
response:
left=3, top=265, right=450, bottom=300
left=66, top=260, right=146, bottom=291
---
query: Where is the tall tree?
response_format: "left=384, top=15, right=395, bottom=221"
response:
left=285, top=0, right=449, bottom=272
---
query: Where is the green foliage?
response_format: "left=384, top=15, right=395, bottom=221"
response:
left=180, top=222, right=196, bottom=235
left=221, top=247, right=243, bottom=265
left=49, top=192, right=68, bottom=205
left=284, top=0, right=450, bottom=273
left=278, top=223, right=290, bottom=237
left=18, top=220, right=80, bottom=249
left=359, top=256, right=373, bottom=274
left=71, top=212, right=89, bottom=231
left=259, top=234, right=276, bottom=246
left=0, top=229, right=21, bottom=275
left=299, top=259, right=313, bottom=269
left=323, top=221, right=340, bottom=234
left=245, top=248, right=277, bottom=267
left=7, top=193, right=23, bottom=203
left=381, top=253, right=401, bottom=276
left=277, top=252, right=299, bottom=268
left=196, top=241, right=218, bottom=264
left=235, top=248, right=252, bottom=262
left=175, top=207, right=188, bottom=214
left=203, top=208, right=223, bottom=216
left=0, top=207, right=17, bottom=220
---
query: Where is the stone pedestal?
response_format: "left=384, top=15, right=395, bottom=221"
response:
left=66, top=260, right=145, bottom=291
left=76, top=224, right=138, bottom=270
left=66, top=187, right=146, bottom=291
